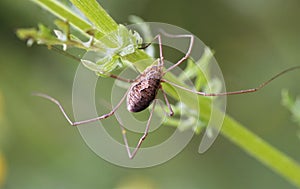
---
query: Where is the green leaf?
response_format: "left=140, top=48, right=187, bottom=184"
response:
left=70, top=0, right=118, bottom=35
left=32, top=0, right=95, bottom=37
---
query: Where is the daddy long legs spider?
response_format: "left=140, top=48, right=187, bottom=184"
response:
left=34, top=30, right=300, bottom=159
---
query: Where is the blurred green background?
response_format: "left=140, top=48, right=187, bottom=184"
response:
left=1, top=0, right=300, bottom=188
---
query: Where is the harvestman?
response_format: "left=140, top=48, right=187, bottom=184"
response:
left=35, top=31, right=300, bottom=159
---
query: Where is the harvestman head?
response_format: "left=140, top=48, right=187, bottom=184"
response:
left=34, top=30, right=300, bottom=159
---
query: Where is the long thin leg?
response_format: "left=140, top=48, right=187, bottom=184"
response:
left=156, top=100, right=171, bottom=118
left=159, top=30, right=194, bottom=74
left=150, top=34, right=164, bottom=66
left=160, top=86, right=174, bottom=116
left=33, top=89, right=129, bottom=126
left=138, top=34, right=164, bottom=67
left=108, top=74, right=135, bottom=83
left=120, top=100, right=157, bottom=159
left=161, top=65, right=300, bottom=96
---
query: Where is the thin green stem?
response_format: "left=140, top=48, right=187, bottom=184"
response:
left=222, top=116, right=300, bottom=187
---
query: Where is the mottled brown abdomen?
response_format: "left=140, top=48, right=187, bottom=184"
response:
left=127, top=78, right=161, bottom=112
left=126, top=65, right=163, bottom=112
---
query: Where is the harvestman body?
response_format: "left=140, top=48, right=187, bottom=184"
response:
left=35, top=31, right=300, bottom=159
left=127, top=65, right=163, bottom=113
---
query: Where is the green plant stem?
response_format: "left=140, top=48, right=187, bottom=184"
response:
left=222, top=116, right=300, bottom=187
left=28, top=0, right=300, bottom=187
